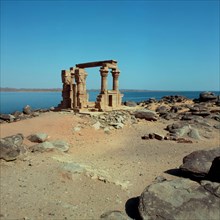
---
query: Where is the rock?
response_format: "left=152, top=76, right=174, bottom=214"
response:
left=214, top=124, right=220, bottom=129
left=100, top=210, right=131, bottom=220
left=180, top=147, right=220, bottom=179
left=155, top=106, right=169, bottom=115
left=188, top=128, right=201, bottom=140
left=160, top=112, right=178, bottom=120
left=161, top=95, right=188, bottom=103
left=30, top=141, right=54, bottom=152
left=23, top=105, right=32, bottom=115
left=124, top=101, right=137, bottom=107
left=50, top=140, right=69, bottom=152
left=31, top=140, right=69, bottom=153
left=199, top=92, right=217, bottom=102
left=92, top=121, right=101, bottom=130
left=138, top=178, right=220, bottom=220
left=12, top=111, right=23, bottom=118
left=192, top=111, right=211, bottom=117
left=141, top=133, right=164, bottom=141
left=207, top=157, right=220, bottom=183
left=134, top=110, right=158, bottom=121
left=109, top=122, right=124, bottom=129
left=0, top=134, right=25, bottom=161
left=153, top=133, right=164, bottom=140
left=0, top=114, right=15, bottom=122
left=27, top=133, right=48, bottom=143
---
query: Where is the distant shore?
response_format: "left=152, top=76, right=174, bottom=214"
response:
left=0, top=87, right=214, bottom=93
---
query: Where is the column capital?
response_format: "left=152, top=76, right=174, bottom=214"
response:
left=100, top=66, right=109, bottom=77
left=111, top=69, right=120, bottom=78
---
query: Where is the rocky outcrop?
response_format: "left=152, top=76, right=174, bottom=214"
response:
left=90, top=110, right=136, bottom=130
left=138, top=178, right=220, bottom=220
left=165, top=122, right=202, bottom=140
left=0, top=134, right=26, bottom=161
left=180, top=147, right=220, bottom=179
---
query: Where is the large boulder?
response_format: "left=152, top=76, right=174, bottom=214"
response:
left=0, top=114, right=15, bottom=122
left=199, top=92, right=218, bottom=102
left=134, top=110, right=158, bottom=121
left=138, top=178, right=220, bottom=220
left=180, top=147, right=220, bottom=178
left=0, top=134, right=26, bottom=161
left=207, top=157, right=220, bottom=183
left=124, top=101, right=137, bottom=107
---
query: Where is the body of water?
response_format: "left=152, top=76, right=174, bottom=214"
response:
left=0, top=91, right=219, bottom=114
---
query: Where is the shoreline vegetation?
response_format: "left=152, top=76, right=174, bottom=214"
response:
left=0, top=87, right=215, bottom=93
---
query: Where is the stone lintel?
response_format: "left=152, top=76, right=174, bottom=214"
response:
left=76, top=60, right=117, bottom=68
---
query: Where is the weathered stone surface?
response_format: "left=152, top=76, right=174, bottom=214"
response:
left=23, top=105, right=32, bottom=115
left=180, top=147, right=220, bottom=178
left=138, top=178, right=220, bottom=220
left=188, top=128, right=201, bottom=140
left=134, top=110, right=158, bottom=121
left=214, top=124, right=220, bottom=129
left=124, top=101, right=137, bottom=107
left=155, top=105, right=169, bottom=115
left=31, top=140, right=69, bottom=153
left=27, top=133, right=48, bottom=143
left=199, top=92, right=218, bottom=102
left=207, top=157, right=220, bottom=183
left=92, top=121, right=101, bottom=130
left=0, top=134, right=25, bottom=161
left=50, top=140, right=69, bottom=152
left=100, top=210, right=132, bottom=220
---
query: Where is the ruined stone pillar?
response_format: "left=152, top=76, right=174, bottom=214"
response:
left=111, top=69, right=120, bottom=91
left=100, top=66, right=108, bottom=93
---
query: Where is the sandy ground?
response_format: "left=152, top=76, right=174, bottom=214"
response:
left=0, top=110, right=219, bottom=219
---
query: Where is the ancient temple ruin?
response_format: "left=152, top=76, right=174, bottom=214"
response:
left=58, top=60, right=123, bottom=112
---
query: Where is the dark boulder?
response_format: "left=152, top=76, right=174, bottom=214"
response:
left=124, top=101, right=137, bottom=107
left=180, top=147, right=220, bottom=179
left=199, top=92, right=218, bottom=102
left=155, top=106, right=169, bottom=115
left=0, top=114, right=15, bottom=122
left=134, top=110, right=158, bottom=121
left=138, top=178, right=220, bottom=220
left=207, top=157, right=220, bottom=183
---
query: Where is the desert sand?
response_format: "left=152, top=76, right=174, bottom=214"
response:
left=0, top=104, right=219, bottom=219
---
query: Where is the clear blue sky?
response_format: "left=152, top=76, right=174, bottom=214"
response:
left=1, top=0, right=219, bottom=91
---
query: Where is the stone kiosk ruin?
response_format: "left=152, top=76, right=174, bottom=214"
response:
left=58, top=60, right=123, bottom=112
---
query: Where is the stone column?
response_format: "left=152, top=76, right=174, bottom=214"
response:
left=100, top=66, right=108, bottom=93
left=111, top=69, right=120, bottom=91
